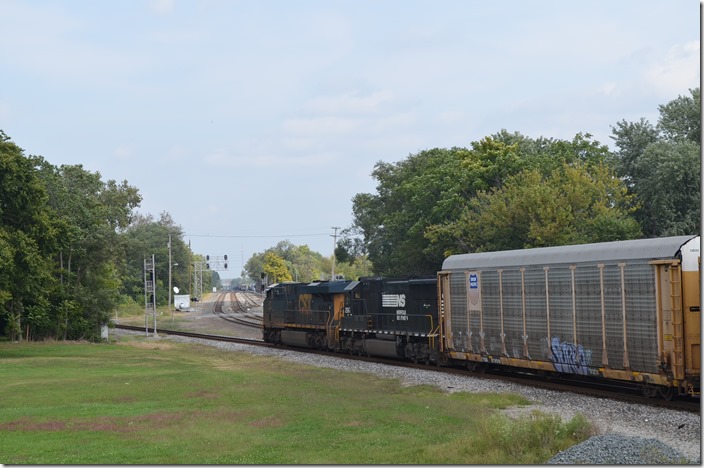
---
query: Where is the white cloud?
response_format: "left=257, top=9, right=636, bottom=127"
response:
left=0, top=3, right=147, bottom=86
left=159, top=144, right=190, bottom=164
left=113, top=144, right=134, bottom=160
left=595, top=82, right=619, bottom=97
left=0, top=101, right=12, bottom=125
left=149, top=0, right=175, bottom=16
left=204, top=149, right=336, bottom=169
left=437, top=111, right=466, bottom=125
left=283, top=116, right=362, bottom=136
left=303, top=91, right=395, bottom=115
left=645, top=41, right=700, bottom=97
left=373, top=111, right=418, bottom=132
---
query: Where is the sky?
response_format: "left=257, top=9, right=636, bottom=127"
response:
left=1, top=0, right=700, bottom=279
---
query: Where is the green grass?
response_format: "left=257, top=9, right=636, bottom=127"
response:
left=0, top=337, right=593, bottom=464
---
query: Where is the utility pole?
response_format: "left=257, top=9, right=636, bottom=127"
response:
left=331, top=226, right=340, bottom=280
left=168, top=234, right=172, bottom=317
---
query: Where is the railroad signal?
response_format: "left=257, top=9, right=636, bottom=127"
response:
left=203, top=254, right=229, bottom=271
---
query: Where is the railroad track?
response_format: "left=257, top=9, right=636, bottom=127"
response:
left=115, top=324, right=267, bottom=346
left=212, top=291, right=263, bottom=329
left=113, top=324, right=699, bottom=413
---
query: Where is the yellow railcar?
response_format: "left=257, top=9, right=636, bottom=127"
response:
left=438, top=236, right=700, bottom=398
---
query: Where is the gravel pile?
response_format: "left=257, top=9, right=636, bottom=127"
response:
left=547, top=434, right=693, bottom=464
left=116, top=329, right=701, bottom=464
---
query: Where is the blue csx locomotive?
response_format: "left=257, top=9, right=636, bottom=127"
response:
left=263, top=236, right=701, bottom=398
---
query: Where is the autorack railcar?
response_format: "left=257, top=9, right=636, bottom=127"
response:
left=437, top=235, right=700, bottom=398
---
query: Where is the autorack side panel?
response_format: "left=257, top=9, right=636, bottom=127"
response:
left=547, top=266, right=576, bottom=360
left=439, top=235, right=699, bottom=391
left=524, top=266, right=548, bottom=360
left=479, top=270, right=501, bottom=355
left=502, top=269, right=524, bottom=358
left=573, top=265, right=603, bottom=370
left=448, top=272, right=468, bottom=352
left=623, top=263, right=659, bottom=373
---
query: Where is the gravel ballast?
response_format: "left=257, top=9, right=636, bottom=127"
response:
left=117, top=330, right=701, bottom=464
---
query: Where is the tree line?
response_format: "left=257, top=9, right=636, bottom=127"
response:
left=1, top=88, right=699, bottom=340
left=339, top=88, right=700, bottom=276
left=0, top=133, right=217, bottom=341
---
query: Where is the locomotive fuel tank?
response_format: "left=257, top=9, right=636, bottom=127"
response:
left=364, top=337, right=405, bottom=359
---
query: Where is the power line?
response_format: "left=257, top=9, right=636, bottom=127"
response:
left=185, top=233, right=330, bottom=238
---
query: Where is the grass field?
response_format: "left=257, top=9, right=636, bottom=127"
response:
left=0, top=336, right=592, bottom=464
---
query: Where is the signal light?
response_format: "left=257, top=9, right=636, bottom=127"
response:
left=224, top=262, right=228, bottom=269
left=224, top=254, right=228, bottom=261
left=206, top=263, right=210, bottom=269
left=206, top=255, right=210, bottom=261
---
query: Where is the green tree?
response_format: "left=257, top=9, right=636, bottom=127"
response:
left=0, top=132, right=56, bottom=340
left=632, top=140, right=700, bottom=236
left=244, top=241, right=337, bottom=285
left=350, top=147, right=483, bottom=276
left=427, top=162, right=640, bottom=254
left=119, top=212, right=190, bottom=305
left=33, top=160, right=141, bottom=339
left=349, top=132, right=614, bottom=275
left=658, top=87, right=700, bottom=143
left=263, top=252, right=292, bottom=283
left=243, top=252, right=266, bottom=287
left=610, top=88, right=700, bottom=237
left=0, top=131, right=145, bottom=341
left=609, top=118, right=659, bottom=187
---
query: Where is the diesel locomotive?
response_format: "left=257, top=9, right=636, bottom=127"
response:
left=263, top=277, right=439, bottom=364
left=263, top=235, right=701, bottom=398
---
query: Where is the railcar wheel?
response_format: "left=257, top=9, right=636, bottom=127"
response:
left=641, top=385, right=659, bottom=398
left=659, top=387, right=676, bottom=400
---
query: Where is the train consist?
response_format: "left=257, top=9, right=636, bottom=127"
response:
left=263, top=235, right=700, bottom=398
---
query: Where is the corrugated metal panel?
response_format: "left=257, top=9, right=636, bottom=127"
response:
left=574, top=266, right=602, bottom=368
left=481, top=271, right=502, bottom=355
left=548, top=267, right=574, bottom=345
left=524, top=267, right=548, bottom=359
left=442, top=236, right=673, bottom=375
left=625, top=263, right=658, bottom=373
left=442, top=235, right=695, bottom=271
left=449, top=272, right=468, bottom=352
left=502, top=270, right=523, bottom=358
left=603, top=265, right=624, bottom=370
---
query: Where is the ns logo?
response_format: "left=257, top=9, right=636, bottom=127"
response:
left=382, top=293, right=406, bottom=308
